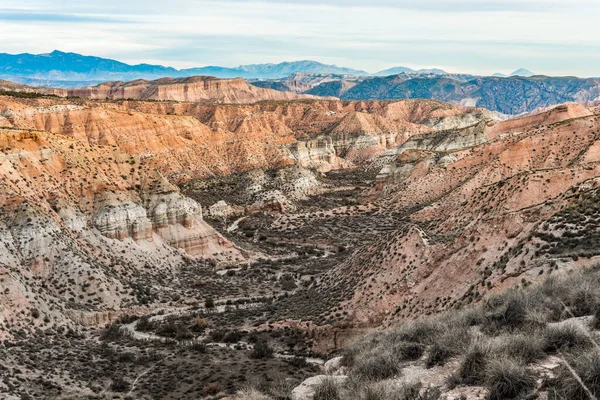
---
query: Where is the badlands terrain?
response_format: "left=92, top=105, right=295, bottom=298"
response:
left=1, top=79, right=600, bottom=399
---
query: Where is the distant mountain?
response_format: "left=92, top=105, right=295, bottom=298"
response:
left=374, top=67, right=448, bottom=77
left=338, top=75, right=600, bottom=114
left=236, top=61, right=367, bottom=79
left=374, top=67, right=416, bottom=76
left=510, top=68, right=535, bottom=77
left=492, top=73, right=508, bottom=77
left=0, top=50, right=368, bottom=86
left=0, top=50, right=178, bottom=83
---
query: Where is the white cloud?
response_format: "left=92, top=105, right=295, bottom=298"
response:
left=0, top=0, right=598, bottom=76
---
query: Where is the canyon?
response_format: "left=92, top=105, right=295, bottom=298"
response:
left=1, top=80, right=600, bottom=399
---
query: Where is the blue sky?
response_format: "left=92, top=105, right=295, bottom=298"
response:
left=0, top=0, right=598, bottom=76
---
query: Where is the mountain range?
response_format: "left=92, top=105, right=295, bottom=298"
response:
left=254, top=73, right=600, bottom=114
left=0, top=50, right=537, bottom=86
left=0, top=50, right=368, bottom=85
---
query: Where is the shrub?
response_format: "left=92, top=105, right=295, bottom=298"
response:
left=223, top=330, right=244, bottom=343
left=550, top=350, right=600, bottom=399
left=313, top=378, right=340, bottom=400
left=135, top=316, right=156, bottom=332
left=250, top=341, right=274, bottom=359
left=542, top=324, right=590, bottom=354
left=592, top=307, right=600, bottom=330
left=457, top=341, right=491, bottom=385
left=203, top=382, right=224, bottom=395
left=357, top=382, right=387, bottom=400
left=563, top=280, right=600, bottom=317
left=110, top=377, right=130, bottom=392
left=205, top=298, right=215, bottom=309
left=234, top=388, right=273, bottom=400
left=425, top=325, right=472, bottom=368
left=288, top=356, right=308, bottom=368
left=482, top=291, right=529, bottom=335
left=100, top=324, right=132, bottom=342
left=190, top=316, right=209, bottom=332
left=485, top=358, right=535, bottom=400
left=191, top=342, right=207, bottom=353
left=379, top=382, right=441, bottom=400
left=392, top=320, right=442, bottom=345
left=392, top=341, right=425, bottom=361
left=350, top=349, right=399, bottom=381
left=492, top=333, right=545, bottom=364
left=156, top=322, right=193, bottom=340
left=426, top=341, right=456, bottom=368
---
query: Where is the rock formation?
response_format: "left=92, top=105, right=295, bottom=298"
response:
left=67, top=76, right=331, bottom=104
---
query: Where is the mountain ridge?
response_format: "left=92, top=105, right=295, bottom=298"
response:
left=0, top=50, right=551, bottom=86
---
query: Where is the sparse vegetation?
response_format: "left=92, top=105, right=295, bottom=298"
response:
left=338, top=266, right=600, bottom=399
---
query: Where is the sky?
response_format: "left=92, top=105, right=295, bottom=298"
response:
left=0, top=0, right=598, bottom=76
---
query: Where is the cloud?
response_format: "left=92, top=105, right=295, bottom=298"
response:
left=0, top=0, right=598, bottom=76
left=0, top=10, right=132, bottom=23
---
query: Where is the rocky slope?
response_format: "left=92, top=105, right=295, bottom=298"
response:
left=256, top=74, right=600, bottom=114
left=251, top=73, right=359, bottom=94
left=306, top=103, right=600, bottom=330
left=0, top=94, right=494, bottom=335
left=67, top=76, right=330, bottom=104
left=0, top=125, right=248, bottom=336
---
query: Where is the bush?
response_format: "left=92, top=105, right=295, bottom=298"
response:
left=203, top=382, right=224, bottom=395
left=156, top=322, right=193, bottom=340
left=191, top=342, right=207, bottom=353
left=425, top=325, right=472, bottom=368
left=250, top=341, right=274, bottom=359
left=457, top=341, right=491, bottom=385
left=100, top=324, right=132, bottom=342
left=426, top=341, right=456, bottom=368
left=485, top=358, right=535, bottom=400
left=542, top=324, right=590, bottom=354
left=392, top=320, right=442, bottom=345
left=350, top=349, right=400, bottom=381
left=223, top=330, right=244, bottom=343
left=110, top=377, right=131, bottom=392
left=135, top=316, right=156, bottom=332
left=482, top=291, right=530, bottom=335
left=205, top=298, right=215, bottom=309
left=314, top=378, right=340, bottom=400
left=550, top=350, right=600, bottom=399
left=592, top=307, right=600, bottom=330
left=190, top=316, right=209, bottom=332
left=234, top=388, right=273, bottom=400
left=492, top=333, right=545, bottom=364
left=288, top=356, right=308, bottom=368
left=392, top=341, right=425, bottom=361
left=374, top=382, right=441, bottom=400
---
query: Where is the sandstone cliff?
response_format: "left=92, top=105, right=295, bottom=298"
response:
left=67, top=76, right=330, bottom=104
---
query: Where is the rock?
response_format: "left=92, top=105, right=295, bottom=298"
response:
left=323, top=357, right=346, bottom=376
left=291, top=375, right=347, bottom=400
left=208, top=200, right=234, bottom=219
left=68, top=76, right=330, bottom=104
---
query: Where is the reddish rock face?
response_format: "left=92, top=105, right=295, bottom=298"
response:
left=319, top=103, right=600, bottom=327
left=66, top=76, right=331, bottom=103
